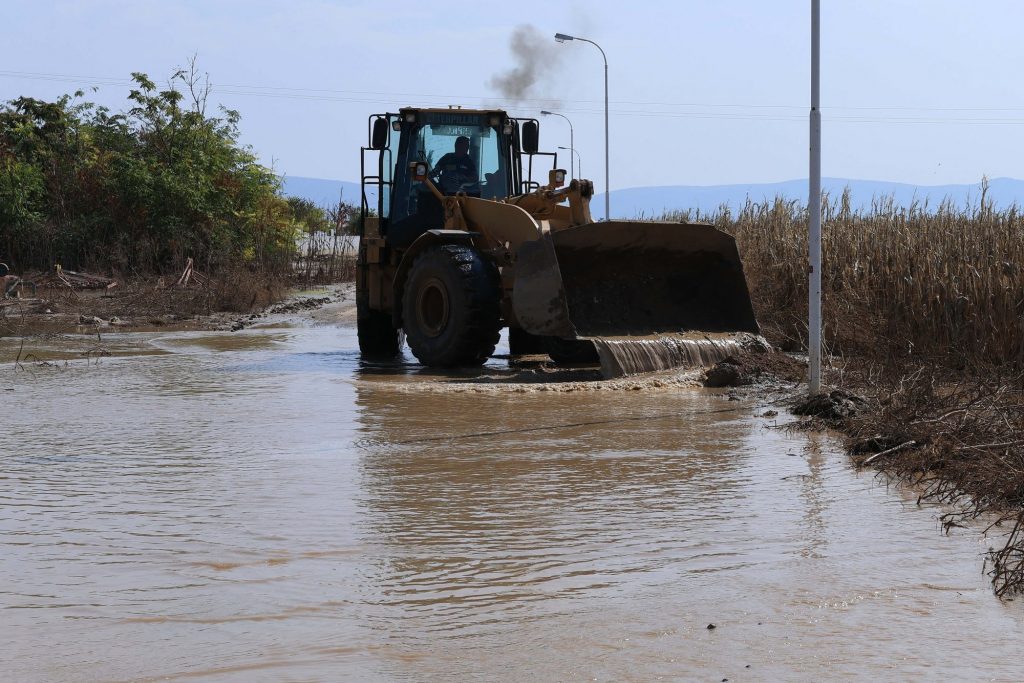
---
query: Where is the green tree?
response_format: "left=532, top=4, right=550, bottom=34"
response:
left=0, top=60, right=296, bottom=274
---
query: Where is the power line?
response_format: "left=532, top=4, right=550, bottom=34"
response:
left=5, top=69, right=1024, bottom=125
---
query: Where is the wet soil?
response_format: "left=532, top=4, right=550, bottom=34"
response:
left=1, top=282, right=349, bottom=344
left=704, top=348, right=807, bottom=388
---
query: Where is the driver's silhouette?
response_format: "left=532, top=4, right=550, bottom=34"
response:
left=431, top=136, right=478, bottom=194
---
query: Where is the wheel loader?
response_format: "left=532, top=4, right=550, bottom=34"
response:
left=356, top=107, right=760, bottom=377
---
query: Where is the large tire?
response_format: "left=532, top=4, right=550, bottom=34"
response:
left=357, top=277, right=401, bottom=358
left=402, top=244, right=501, bottom=367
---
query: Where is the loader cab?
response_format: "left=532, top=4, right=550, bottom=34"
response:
left=360, top=108, right=553, bottom=247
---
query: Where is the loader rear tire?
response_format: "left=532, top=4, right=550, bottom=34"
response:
left=357, top=296, right=401, bottom=358
left=402, top=244, right=501, bottom=367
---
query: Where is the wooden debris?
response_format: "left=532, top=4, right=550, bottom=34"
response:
left=172, top=257, right=208, bottom=288
left=35, top=265, right=117, bottom=290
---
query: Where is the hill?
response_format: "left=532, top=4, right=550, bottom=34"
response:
left=280, top=176, right=368, bottom=207
left=597, top=177, right=1024, bottom=218
left=279, top=175, right=1024, bottom=217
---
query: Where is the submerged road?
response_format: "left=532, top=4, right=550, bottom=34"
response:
left=2, top=315, right=1023, bottom=681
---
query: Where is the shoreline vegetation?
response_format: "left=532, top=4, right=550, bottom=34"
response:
left=4, top=67, right=1023, bottom=595
left=0, top=62, right=358, bottom=321
left=669, top=191, right=1024, bottom=597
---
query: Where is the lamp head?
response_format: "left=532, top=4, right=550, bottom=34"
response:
left=554, top=32, right=574, bottom=43
left=540, top=110, right=552, bottom=115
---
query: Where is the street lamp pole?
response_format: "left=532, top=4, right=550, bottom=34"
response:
left=808, top=0, right=822, bottom=394
left=557, top=146, right=581, bottom=179
left=541, top=110, right=574, bottom=180
left=555, top=32, right=609, bottom=220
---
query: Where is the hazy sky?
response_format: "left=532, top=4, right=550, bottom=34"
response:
left=5, top=1, right=1024, bottom=190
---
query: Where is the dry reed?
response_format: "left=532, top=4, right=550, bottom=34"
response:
left=662, top=183, right=1024, bottom=366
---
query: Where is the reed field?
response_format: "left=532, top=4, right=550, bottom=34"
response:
left=664, top=186, right=1024, bottom=368
left=663, top=188, right=1024, bottom=594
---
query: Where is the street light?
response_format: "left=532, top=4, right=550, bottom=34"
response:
left=554, top=32, right=609, bottom=220
left=541, top=110, right=574, bottom=180
left=557, top=146, right=581, bottom=179
left=808, top=0, right=822, bottom=394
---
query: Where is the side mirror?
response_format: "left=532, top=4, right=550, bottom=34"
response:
left=521, top=121, right=539, bottom=154
left=371, top=118, right=389, bottom=150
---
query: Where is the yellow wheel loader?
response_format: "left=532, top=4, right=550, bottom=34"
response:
left=356, top=107, right=760, bottom=377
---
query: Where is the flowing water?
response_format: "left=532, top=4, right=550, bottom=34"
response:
left=3, top=316, right=1023, bottom=682
left=592, top=333, right=766, bottom=378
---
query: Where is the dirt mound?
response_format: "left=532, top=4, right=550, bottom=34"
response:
left=793, top=389, right=866, bottom=420
left=269, top=297, right=331, bottom=314
left=703, top=348, right=805, bottom=388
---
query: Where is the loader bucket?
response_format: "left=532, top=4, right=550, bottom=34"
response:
left=512, top=221, right=762, bottom=377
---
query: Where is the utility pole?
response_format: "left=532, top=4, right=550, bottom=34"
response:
left=555, top=33, right=610, bottom=220
left=541, top=111, right=575, bottom=180
left=808, top=0, right=823, bottom=394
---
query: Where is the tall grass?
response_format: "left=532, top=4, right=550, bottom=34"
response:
left=662, top=186, right=1024, bottom=368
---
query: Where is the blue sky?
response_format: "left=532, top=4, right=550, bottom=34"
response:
left=5, top=1, right=1024, bottom=189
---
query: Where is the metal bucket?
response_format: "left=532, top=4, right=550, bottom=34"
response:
left=512, top=221, right=761, bottom=378
left=513, top=221, right=759, bottom=339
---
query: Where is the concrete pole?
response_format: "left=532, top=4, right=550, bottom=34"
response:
left=543, top=111, right=575, bottom=180
left=808, top=0, right=823, bottom=394
left=557, top=147, right=581, bottom=179
left=554, top=33, right=610, bottom=219
left=603, top=55, right=609, bottom=220
left=578, top=38, right=609, bottom=220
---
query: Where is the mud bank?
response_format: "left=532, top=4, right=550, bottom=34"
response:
left=0, top=282, right=353, bottom=367
left=788, top=363, right=1024, bottom=598
left=1, top=281, right=352, bottom=336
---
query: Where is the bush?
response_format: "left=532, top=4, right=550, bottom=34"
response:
left=0, top=60, right=298, bottom=275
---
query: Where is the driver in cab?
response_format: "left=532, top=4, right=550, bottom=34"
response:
left=431, top=135, right=477, bottom=194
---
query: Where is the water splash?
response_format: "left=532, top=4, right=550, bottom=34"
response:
left=593, top=333, right=768, bottom=378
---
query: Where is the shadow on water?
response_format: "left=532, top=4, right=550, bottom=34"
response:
left=355, top=351, right=607, bottom=385
left=349, top=377, right=754, bottom=626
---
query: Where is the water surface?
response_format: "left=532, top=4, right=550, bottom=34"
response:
left=2, top=323, right=1022, bottom=681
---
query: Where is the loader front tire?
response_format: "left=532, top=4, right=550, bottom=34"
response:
left=402, top=244, right=501, bottom=367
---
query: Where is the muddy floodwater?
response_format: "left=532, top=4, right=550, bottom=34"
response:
left=3, top=315, right=1024, bottom=682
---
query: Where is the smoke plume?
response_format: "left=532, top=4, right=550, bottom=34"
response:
left=488, top=24, right=562, bottom=101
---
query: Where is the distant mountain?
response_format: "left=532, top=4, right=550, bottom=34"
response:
left=280, top=176, right=372, bottom=207
left=281, top=175, right=1024, bottom=217
left=598, top=177, right=1024, bottom=219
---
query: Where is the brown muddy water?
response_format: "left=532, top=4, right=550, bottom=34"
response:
left=3, top=318, right=1024, bottom=682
